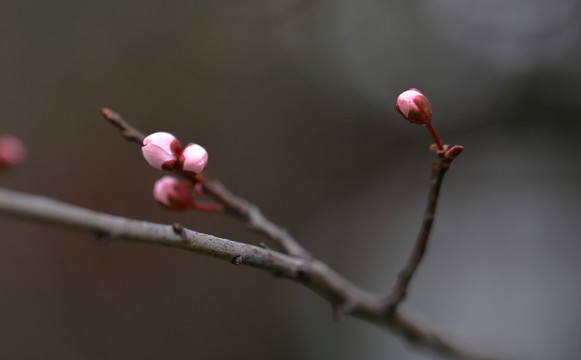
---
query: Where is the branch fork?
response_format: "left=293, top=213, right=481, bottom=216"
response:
left=0, top=106, right=519, bottom=360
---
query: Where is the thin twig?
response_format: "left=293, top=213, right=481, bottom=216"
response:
left=202, top=180, right=312, bottom=259
left=100, top=108, right=145, bottom=144
left=0, top=187, right=515, bottom=360
left=385, top=148, right=463, bottom=313
left=100, top=108, right=312, bottom=259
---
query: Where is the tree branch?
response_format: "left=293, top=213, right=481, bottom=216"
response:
left=100, top=108, right=312, bottom=259
left=202, top=179, right=312, bottom=259
left=0, top=187, right=515, bottom=360
left=91, top=109, right=518, bottom=358
left=385, top=150, right=459, bottom=312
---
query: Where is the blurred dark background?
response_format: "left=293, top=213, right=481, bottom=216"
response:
left=1, top=0, right=580, bottom=359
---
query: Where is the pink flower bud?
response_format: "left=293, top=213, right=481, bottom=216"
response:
left=395, top=89, right=432, bottom=125
left=0, top=134, right=26, bottom=170
left=181, top=143, right=208, bottom=175
left=142, top=132, right=182, bottom=171
left=153, top=176, right=192, bottom=210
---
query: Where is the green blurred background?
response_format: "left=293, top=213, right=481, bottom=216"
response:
left=1, top=0, right=580, bottom=359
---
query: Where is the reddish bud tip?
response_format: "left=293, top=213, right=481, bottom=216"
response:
left=153, top=176, right=192, bottom=210
left=395, top=89, right=432, bottom=125
left=0, top=134, right=26, bottom=170
left=100, top=108, right=112, bottom=118
left=445, top=145, right=463, bottom=158
left=100, top=108, right=124, bottom=123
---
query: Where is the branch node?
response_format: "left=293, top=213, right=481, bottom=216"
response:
left=333, top=300, right=357, bottom=321
left=95, top=230, right=112, bottom=244
left=172, top=223, right=187, bottom=241
left=231, top=255, right=243, bottom=266
left=296, top=268, right=312, bottom=283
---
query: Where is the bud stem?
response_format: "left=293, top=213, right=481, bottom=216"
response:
left=426, top=124, right=444, bottom=152
left=191, top=201, right=224, bottom=213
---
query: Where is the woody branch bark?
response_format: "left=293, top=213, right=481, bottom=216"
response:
left=0, top=187, right=512, bottom=360
left=385, top=149, right=461, bottom=313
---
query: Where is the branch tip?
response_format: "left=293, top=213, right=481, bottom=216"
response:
left=101, top=107, right=145, bottom=144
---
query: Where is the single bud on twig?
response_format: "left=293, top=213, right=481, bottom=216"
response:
left=395, top=89, right=444, bottom=151
left=395, top=89, right=432, bottom=125
left=181, top=143, right=208, bottom=175
left=142, top=132, right=182, bottom=171
left=0, top=134, right=26, bottom=170
left=153, top=176, right=192, bottom=210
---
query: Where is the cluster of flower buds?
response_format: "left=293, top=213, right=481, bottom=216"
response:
left=142, top=132, right=220, bottom=212
left=142, top=132, right=208, bottom=174
left=0, top=134, right=26, bottom=170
